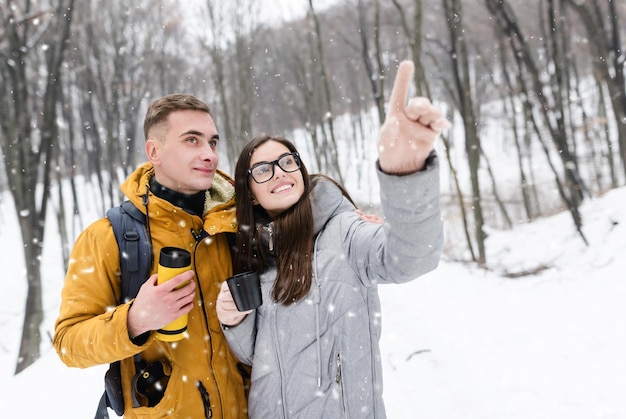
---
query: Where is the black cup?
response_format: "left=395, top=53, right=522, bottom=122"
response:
left=226, top=271, right=262, bottom=311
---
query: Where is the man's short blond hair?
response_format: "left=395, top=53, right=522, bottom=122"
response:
left=143, top=94, right=212, bottom=141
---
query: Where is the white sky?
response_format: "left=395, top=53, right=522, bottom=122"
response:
left=259, top=0, right=339, bottom=22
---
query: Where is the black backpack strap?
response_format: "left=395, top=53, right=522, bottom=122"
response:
left=106, top=200, right=153, bottom=302
left=98, top=200, right=152, bottom=418
left=95, top=392, right=110, bottom=419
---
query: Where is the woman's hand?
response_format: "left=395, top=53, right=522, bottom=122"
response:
left=355, top=209, right=383, bottom=224
left=216, top=280, right=252, bottom=326
left=377, top=60, right=451, bottom=174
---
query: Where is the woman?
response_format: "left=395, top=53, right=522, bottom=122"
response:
left=217, top=61, right=449, bottom=418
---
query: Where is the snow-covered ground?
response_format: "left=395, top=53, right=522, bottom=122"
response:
left=1, top=178, right=624, bottom=417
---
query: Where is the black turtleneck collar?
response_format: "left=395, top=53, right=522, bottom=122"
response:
left=150, top=177, right=206, bottom=217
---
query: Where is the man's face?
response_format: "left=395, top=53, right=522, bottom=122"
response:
left=146, top=110, right=220, bottom=194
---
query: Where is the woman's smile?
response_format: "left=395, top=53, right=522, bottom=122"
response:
left=272, top=182, right=294, bottom=194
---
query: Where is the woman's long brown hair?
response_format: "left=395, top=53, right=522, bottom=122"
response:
left=233, top=135, right=314, bottom=304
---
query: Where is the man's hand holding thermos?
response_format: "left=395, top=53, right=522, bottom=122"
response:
left=128, top=247, right=196, bottom=339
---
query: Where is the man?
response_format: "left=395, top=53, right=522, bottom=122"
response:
left=53, top=94, right=247, bottom=418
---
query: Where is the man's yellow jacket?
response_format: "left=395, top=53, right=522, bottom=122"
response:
left=53, top=162, right=247, bottom=418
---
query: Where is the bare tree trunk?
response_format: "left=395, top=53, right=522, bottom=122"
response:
left=486, top=0, right=587, bottom=243
left=522, top=89, right=589, bottom=245
left=495, top=32, right=536, bottom=221
left=563, top=0, right=626, bottom=178
left=569, top=48, right=603, bottom=194
left=524, top=107, right=543, bottom=217
left=545, top=0, right=588, bottom=204
left=479, top=145, right=513, bottom=229
left=59, top=81, right=85, bottom=242
left=373, top=0, right=386, bottom=122
left=308, top=0, right=344, bottom=184
left=388, top=0, right=478, bottom=259
left=441, top=134, right=476, bottom=262
left=511, top=105, right=536, bottom=222
left=203, top=1, right=235, bottom=164
left=595, top=77, right=618, bottom=189
left=356, top=0, right=385, bottom=125
left=54, top=170, right=70, bottom=271
left=444, top=0, right=486, bottom=263
left=0, top=0, right=75, bottom=374
left=390, top=0, right=426, bottom=95
left=202, top=0, right=258, bottom=168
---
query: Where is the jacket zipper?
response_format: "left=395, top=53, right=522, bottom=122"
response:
left=192, top=228, right=215, bottom=419
left=272, top=303, right=289, bottom=418
left=336, top=352, right=348, bottom=418
left=196, top=381, right=213, bottom=418
left=263, top=224, right=274, bottom=251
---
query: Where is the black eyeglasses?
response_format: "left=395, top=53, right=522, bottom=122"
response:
left=248, top=152, right=301, bottom=184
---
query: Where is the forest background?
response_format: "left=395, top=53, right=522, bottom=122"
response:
left=1, top=0, right=625, bottom=379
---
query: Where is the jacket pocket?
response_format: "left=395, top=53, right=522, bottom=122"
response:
left=130, top=362, right=182, bottom=418
left=132, top=360, right=170, bottom=407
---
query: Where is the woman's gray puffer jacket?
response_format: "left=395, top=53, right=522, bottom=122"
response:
left=222, top=155, right=443, bottom=418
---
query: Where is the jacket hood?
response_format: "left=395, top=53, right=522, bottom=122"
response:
left=310, top=178, right=355, bottom=234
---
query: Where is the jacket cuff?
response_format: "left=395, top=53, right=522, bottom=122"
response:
left=131, top=330, right=151, bottom=346
left=376, top=149, right=438, bottom=175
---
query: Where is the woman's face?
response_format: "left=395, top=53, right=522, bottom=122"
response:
left=248, top=140, right=305, bottom=218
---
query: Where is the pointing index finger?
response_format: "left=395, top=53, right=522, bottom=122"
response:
left=388, top=60, right=415, bottom=116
